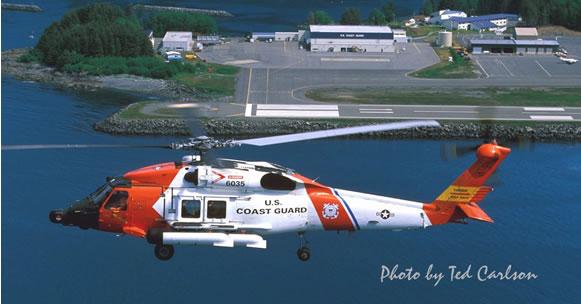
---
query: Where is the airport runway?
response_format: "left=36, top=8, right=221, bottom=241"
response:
left=243, top=103, right=581, bottom=121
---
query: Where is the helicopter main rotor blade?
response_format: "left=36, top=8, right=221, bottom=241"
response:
left=233, top=120, right=440, bottom=147
left=1, top=144, right=171, bottom=151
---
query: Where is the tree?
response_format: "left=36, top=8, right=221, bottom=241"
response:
left=382, top=1, right=396, bottom=22
left=520, top=0, right=539, bottom=25
left=34, top=3, right=153, bottom=67
left=146, top=11, right=218, bottom=37
left=368, top=8, right=387, bottom=25
left=307, top=10, right=334, bottom=25
left=438, top=0, right=458, bottom=10
left=421, top=0, right=434, bottom=15
left=340, top=8, right=361, bottom=25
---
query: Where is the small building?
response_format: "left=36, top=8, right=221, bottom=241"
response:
left=307, top=25, right=394, bottom=53
left=162, top=31, right=193, bottom=51
left=514, top=27, right=538, bottom=39
left=470, top=20, right=505, bottom=32
left=251, top=32, right=275, bottom=41
left=274, top=32, right=298, bottom=41
left=443, top=14, right=519, bottom=32
left=429, top=9, right=467, bottom=24
left=393, top=29, right=408, bottom=43
left=470, top=38, right=559, bottom=55
left=196, top=35, right=221, bottom=45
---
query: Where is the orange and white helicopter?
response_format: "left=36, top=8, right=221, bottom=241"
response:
left=4, top=120, right=510, bottom=261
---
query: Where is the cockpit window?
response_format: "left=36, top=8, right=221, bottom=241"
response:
left=89, top=183, right=112, bottom=206
left=105, top=191, right=128, bottom=211
left=260, top=173, right=296, bottom=190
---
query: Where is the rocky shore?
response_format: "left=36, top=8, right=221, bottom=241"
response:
left=94, top=112, right=581, bottom=141
left=2, top=48, right=199, bottom=98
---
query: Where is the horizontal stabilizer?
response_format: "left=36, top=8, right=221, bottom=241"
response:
left=457, top=203, right=493, bottom=223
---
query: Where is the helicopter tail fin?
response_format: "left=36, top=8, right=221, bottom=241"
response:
left=423, top=143, right=511, bottom=225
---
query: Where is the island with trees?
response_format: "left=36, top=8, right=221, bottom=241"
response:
left=12, top=3, right=237, bottom=97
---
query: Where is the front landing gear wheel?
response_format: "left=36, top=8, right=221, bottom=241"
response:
left=154, top=244, right=174, bottom=261
left=297, top=246, right=310, bottom=262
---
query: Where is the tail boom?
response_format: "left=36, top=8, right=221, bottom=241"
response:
left=424, top=143, right=511, bottom=225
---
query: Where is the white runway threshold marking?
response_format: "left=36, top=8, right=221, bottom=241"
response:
left=223, top=59, right=259, bottom=65
left=255, top=104, right=339, bottom=118
left=530, top=115, right=573, bottom=121
left=320, top=57, right=390, bottom=62
left=523, top=107, right=565, bottom=112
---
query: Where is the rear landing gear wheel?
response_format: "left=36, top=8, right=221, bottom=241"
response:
left=154, top=244, right=174, bottom=261
left=297, top=246, right=310, bottom=262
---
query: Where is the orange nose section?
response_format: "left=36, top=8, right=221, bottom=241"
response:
left=476, top=143, right=511, bottom=160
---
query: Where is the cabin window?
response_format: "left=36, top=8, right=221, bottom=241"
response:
left=181, top=199, right=201, bottom=218
left=207, top=200, right=226, bottom=219
left=104, top=191, right=128, bottom=211
left=260, top=173, right=296, bottom=191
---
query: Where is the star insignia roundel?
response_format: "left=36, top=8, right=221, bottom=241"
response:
left=379, top=209, right=391, bottom=220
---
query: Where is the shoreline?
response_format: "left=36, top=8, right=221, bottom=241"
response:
left=1, top=48, right=203, bottom=99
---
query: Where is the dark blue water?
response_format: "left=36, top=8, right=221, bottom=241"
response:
left=3, top=1, right=581, bottom=303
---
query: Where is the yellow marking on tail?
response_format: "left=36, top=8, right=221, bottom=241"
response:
left=436, top=186, right=480, bottom=203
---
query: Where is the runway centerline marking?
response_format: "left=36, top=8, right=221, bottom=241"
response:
left=535, top=60, right=552, bottom=77
left=359, top=111, right=394, bottom=114
left=523, top=107, right=565, bottom=112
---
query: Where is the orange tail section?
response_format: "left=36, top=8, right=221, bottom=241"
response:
left=423, top=142, right=511, bottom=225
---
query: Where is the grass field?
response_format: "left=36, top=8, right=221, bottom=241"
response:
left=410, top=47, right=479, bottom=79
left=172, top=62, right=239, bottom=97
left=305, top=87, right=581, bottom=107
left=405, top=25, right=442, bottom=38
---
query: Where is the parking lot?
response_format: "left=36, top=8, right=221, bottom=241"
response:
left=200, top=40, right=439, bottom=71
left=467, top=36, right=581, bottom=80
left=473, top=55, right=581, bottom=79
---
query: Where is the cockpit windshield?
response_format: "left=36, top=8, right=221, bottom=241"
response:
left=88, top=183, right=112, bottom=206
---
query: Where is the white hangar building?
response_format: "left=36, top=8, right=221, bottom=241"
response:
left=307, top=25, right=394, bottom=53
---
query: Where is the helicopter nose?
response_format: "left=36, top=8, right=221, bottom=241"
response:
left=49, top=210, right=65, bottom=224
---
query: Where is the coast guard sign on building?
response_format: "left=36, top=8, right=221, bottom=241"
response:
left=307, top=25, right=394, bottom=53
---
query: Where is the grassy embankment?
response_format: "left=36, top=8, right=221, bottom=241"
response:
left=405, top=25, right=442, bottom=38
left=172, top=63, right=239, bottom=96
left=305, top=87, right=581, bottom=107
left=411, top=47, right=479, bottom=79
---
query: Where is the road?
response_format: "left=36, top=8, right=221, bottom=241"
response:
left=243, top=103, right=581, bottom=121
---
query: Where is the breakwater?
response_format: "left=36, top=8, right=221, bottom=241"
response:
left=132, top=4, right=233, bottom=17
left=2, top=3, right=42, bottom=12
left=94, top=113, right=581, bottom=141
